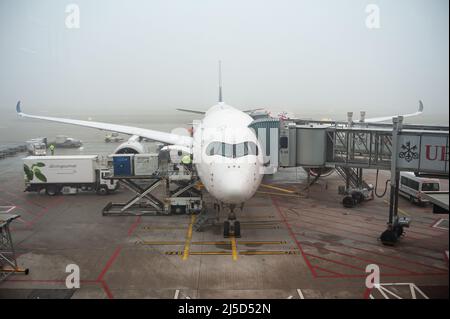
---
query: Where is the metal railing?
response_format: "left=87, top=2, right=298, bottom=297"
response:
left=326, top=128, right=394, bottom=169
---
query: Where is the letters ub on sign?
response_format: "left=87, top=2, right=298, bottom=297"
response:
left=397, top=134, right=449, bottom=174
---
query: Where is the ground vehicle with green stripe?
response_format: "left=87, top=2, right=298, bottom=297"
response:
left=23, top=155, right=118, bottom=196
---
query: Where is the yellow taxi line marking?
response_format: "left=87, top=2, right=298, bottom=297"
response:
left=256, top=191, right=303, bottom=198
left=231, top=236, right=238, bottom=261
left=240, top=222, right=280, bottom=225
left=189, top=251, right=231, bottom=255
left=140, top=241, right=185, bottom=245
left=192, top=241, right=230, bottom=245
left=383, top=200, right=411, bottom=216
left=242, top=225, right=280, bottom=229
left=261, top=184, right=297, bottom=194
left=239, top=251, right=299, bottom=255
left=182, top=215, right=196, bottom=260
left=165, top=250, right=298, bottom=256
left=139, top=240, right=287, bottom=246
left=142, top=226, right=187, bottom=230
left=238, top=241, right=287, bottom=245
left=165, top=251, right=182, bottom=255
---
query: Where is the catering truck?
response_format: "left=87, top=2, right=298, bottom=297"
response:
left=23, top=155, right=118, bottom=196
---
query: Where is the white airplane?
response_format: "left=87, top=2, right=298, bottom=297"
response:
left=15, top=101, right=264, bottom=237
left=15, top=75, right=424, bottom=237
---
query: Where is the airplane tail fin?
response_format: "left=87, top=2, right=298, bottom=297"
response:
left=218, top=60, right=223, bottom=103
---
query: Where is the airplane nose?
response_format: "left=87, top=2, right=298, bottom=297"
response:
left=219, top=179, right=251, bottom=203
left=211, top=164, right=260, bottom=204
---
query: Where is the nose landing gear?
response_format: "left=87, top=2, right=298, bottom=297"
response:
left=223, top=205, right=241, bottom=238
left=223, top=220, right=241, bottom=238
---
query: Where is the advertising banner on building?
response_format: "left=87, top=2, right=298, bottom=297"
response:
left=397, top=134, right=448, bottom=173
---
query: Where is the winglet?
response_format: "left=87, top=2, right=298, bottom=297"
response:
left=418, top=100, right=424, bottom=113
left=16, top=101, right=22, bottom=113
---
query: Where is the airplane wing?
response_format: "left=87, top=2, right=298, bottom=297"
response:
left=177, top=108, right=265, bottom=115
left=176, top=108, right=206, bottom=115
left=243, top=108, right=265, bottom=113
left=16, top=101, right=193, bottom=147
left=361, top=100, right=424, bottom=123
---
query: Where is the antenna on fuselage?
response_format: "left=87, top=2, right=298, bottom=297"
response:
left=218, top=60, right=223, bottom=103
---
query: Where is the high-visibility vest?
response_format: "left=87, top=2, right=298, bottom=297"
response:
left=181, top=155, right=191, bottom=165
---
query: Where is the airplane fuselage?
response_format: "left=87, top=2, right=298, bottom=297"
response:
left=193, top=103, right=264, bottom=205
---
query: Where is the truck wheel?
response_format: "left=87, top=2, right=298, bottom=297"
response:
left=342, top=195, right=355, bottom=208
left=351, top=191, right=364, bottom=204
left=380, top=229, right=398, bottom=246
left=172, top=205, right=186, bottom=215
left=46, top=186, right=59, bottom=196
left=96, top=186, right=109, bottom=195
left=395, top=226, right=404, bottom=237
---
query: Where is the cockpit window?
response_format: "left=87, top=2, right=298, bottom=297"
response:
left=206, top=141, right=258, bottom=158
left=235, top=142, right=248, bottom=158
left=224, top=143, right=233, bottom=158
left=207, top=142, right=222, bottom=156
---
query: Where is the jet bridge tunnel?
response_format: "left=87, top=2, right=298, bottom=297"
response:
left=250, top=118, right=449, bottom=174
left=249, top=117, right=449, bottom=245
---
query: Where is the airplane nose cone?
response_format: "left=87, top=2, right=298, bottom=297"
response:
left=210, top=163, right=261, bottom=204
left=218, top=180, right=251, bottom=203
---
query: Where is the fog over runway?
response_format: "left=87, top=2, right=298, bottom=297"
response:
left=0, top=0, right=448, bottom=143
left=1, top=111, right=448, bottom=144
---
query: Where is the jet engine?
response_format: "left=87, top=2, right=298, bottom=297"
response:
left=113, top=135, right=148, bottom=154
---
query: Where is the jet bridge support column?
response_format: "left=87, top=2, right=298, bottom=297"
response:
left=0, top=214, right=29, bottom=282
left=380, top=116, right=410, bottom=246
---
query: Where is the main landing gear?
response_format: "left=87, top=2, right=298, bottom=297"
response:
left=223, top=204, right=241, bottom=238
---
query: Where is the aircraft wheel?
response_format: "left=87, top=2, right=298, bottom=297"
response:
left=234, top=221, right=241, bottom=238
left=223, top=221, right=230, bottom=238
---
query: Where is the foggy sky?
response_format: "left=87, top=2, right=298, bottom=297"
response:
left=0, top=0, right=448, bottom=121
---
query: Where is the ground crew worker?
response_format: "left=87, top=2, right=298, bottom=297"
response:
left=181, top=154, right=193, bottom=171
left=181, top=154, right=191, bottom=165
left=49, top=144, right=55, bottom=155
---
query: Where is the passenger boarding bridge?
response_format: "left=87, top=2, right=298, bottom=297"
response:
left=250, top=114, right=449, bottom=245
